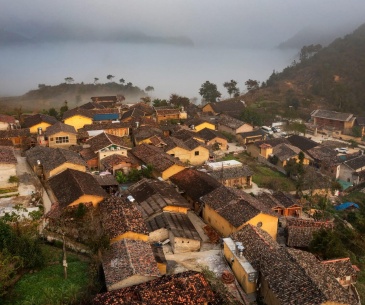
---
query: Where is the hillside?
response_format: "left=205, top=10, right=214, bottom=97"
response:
left=244, top=22, right=365, bottom=117
left=0, top=82, right=146, bottom=113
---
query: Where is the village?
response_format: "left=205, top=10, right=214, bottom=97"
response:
left=1, top=95, right=365, bottom=305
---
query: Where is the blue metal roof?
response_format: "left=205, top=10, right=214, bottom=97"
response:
left=93, top=113, right=119, bottom=121
left=334, top=202, right=360, bottom=211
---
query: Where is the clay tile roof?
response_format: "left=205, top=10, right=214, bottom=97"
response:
left=48, top=168, right=107, bottom=208
left=238, top=129, right=266, bottom=138
left=79, top=101, right=106, bottom=110
left=155, top=108, right=180, bottom=116
left=91, top=96, right=118, bottom=102
left=218, top=114, right=248, bottom=130
left=210, top=100, right=245, bottom=117
left=86, top=132, right=132, bottom=152
left=131, top=144, right=185, bottom=173
left=171, top=129, right=196, bottom=142
left=79, top=147, right=97, bottom=161
left=93, top=174, right=119, bottom=186
left=170, top=169, right=221, bottom=201
left=273, top=143, right=302, bottom=161
left=81, top=121, right=130, bottom=131
left=321, top=258, right=358, bottom=278
left=287, top=135, right=319, bottom=152
left=201, top=185, right=237, bottom=210
left=62, top=108, right=94, bottom=120
left=120, top=108, right=146, bottom=121
left=127, top=179, right=191, bottom=219
left=130, top=102, right=155, bottom=116
left=344, top=154, right=365, bottom=170
left=93, top=270, right=215, bottom=305
left=132, top=126, right=163, bottom=143
left=44, top=122, right=77, bottom=136
left=256, top=193, right=285, bottom=210
left=0, top=139, right=13, bottom=146
left=0, top=114, right=16, bottom=124
left=356, top=117, right=365, bottom=126
left=196, top=128, right=226, bottom=142
left=23, top=113, right=58, bottom=128
left=0, top=146, right=17, bottom=164
left=307, top=145, right=338, bottom=162
left=209, top=165, right=254, bottom=181
left=255, top=137, right=289, bottom=148
left=101, top=154, right=136, bottom=168
left=99, top=196, right=149, bottom=239
left=0, top=128, right=30, bottom=138
left=25, top=146, right=86, bottom=172
left=101, top=239, right=160, bottom=289
left=311, top=109, right=354, bottom=122
left=232, top=225, right=357, bottom=305
left=185, top=117, right=213, bottom=127
left=272, top=191, right=300, bottom=208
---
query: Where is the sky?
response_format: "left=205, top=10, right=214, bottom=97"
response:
left=1, top=0, right=365, bottom=98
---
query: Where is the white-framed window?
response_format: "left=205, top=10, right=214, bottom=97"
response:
left=55, top=136, right=69, bottom=143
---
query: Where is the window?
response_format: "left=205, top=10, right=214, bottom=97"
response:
left=170, top=154, right=175, bottom=157
left=194, top=151, right=199, bottom=156
left=257, top=221, right=263, bottom=227
left=50, top=137, right=54, bottom=141
left=55, top=136, right=69, bottom=143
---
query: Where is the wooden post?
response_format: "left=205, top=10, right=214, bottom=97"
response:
left=62, top=233, right=68, bottom=279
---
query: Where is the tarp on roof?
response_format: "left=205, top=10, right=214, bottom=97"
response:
left=93, top=113, right=119, bottom=121
left=334, top=202, right=359, bottom=211
left=337, top=179, right=353, bottom=191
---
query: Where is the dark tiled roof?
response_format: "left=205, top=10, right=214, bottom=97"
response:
left=155, top=108, right=180, bottom=116
left=130, top=116, right=159, bottom=128
left=344, top=155, right=365, bottom=170
left=232, top=225, right=357, bottom=305
left=99, top=196, right=149, bottom=239
left=44, top=122, right=77, bottom=136
left=321, top=258, right=358, bottom=278
left=287, top=135, right=319, bottom=152
left=311, top=109, right=354, bottom=122
left=163, top=136, right=201, bottom=152
left=272, top=191, right=300, bottom=208
left=201, top=185, right=237, bottom=210
left=171, top=129, right=196, bottom=142
left=101, top=239, right=160, bottom=289
left=130, top=102, right=155, bottom=116
left=91, top=96, right=118, bottom=102
left=209, top=165, right=253, bottom=180
left=356, top=117, right=365, bottom=126
left=26, top=146, right=86, bottom=172
left=23, top=114, right=58, bottom=128
left=101, top=154, right=136, bottom=169
left=209, top=100, right=245, bottom=117
left=254, top=137, right=289, bottom=148
left=256, top=193, right=285, bottom=209
left=196, top=128, right=226, bottom=141
left=307, top=146, right=338, bottom=162
left=185, top=117, right=214, bottom=128
left=86, top=132, right=132, bottom=152
left=93, top=271, right=215, bottom=305
left=273, top=143, right=302, bottom=161
left=133, top=126, right=163, bottom=143
left=218, top=114, right=248, bottom=130
left=238, top=129, right=266, bottom=138
left=0, top=146, right=17, bottom=164
left=81, top=122, right=130, bottom=131
left=62, top=108, right=94, bottom=120
left=94, top=174, right=119, bottom=186
left=79, top=102, right=106, bottom=110
left=48, top=169, right=107, bottom=208
left=131, top=144, right=185, bottom=173
left=0, top=128, right=30, bottom=138
left=120, top=108, right=146, bottom=121
left=146, top=212, right=201, bottom=240
left=79, top=147, right=97, bottom=161
left=169, top=169, right=221, bottom=201
left=127, top=179, right=191, bottom=219
left=287, top=248, right=357, bottom=305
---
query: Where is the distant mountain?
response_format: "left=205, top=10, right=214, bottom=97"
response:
left=245, top=23, right=365, bottom=116
left=278, top=23, right=359, bottom=49
left=0, top=23, right=194, bottom=47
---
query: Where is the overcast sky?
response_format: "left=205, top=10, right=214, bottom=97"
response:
left=2, top=0, right=365, bottom=47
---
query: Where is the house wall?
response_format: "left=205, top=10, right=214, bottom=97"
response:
left=223, top=242, right=256, bottom=294
left=64, top=115, right=93, bottom=131
left=169, top=232, right=201, bottom=254
left=156, top=114, right=180, bottom=123
left=259, top=276, right=282, bottom=305
left=68, top=194, right=104, bottom=207
left=157, top=262, right=167, bottom=275
left=148, top=228, right=169, bottom=243
left=108, top=274, right=159, bottom=291
left=110, top=232, right=149, bottom=244
left=246, top=214, right=278, bottom=240
left=0, top=163, right=17, bottom=189
left=105, top=127, right=129, bottom=137
left=218, top=124, right=253, bottom=135
left=87, top=158, right=99, bottom=170
left=98, top=148, right=128, bottom=162
left=29, top=122, right=52, bottom=134
left=163, top=206, right=189, bottom=214
left=223, top=176, right=252, bottom=188
left=202, top=104, right=216, bottom=115
left=48, top=131, right=77, bottom=148
left=48, top=163, right=86, bottom=179
left=207, top=137, right=228, bottom=151
left=313, top=117, right=350, bottom=131
left=194, top=122, right=216, bottom=132
left=0, top=122, right=9, bottom=130
left=160, top=165, right=186, bottom=181
left=246, top=144, right=260, bottom=158
left=166, top=146, right=209, bottom=166
left=339, top=164, right=356, bottom=184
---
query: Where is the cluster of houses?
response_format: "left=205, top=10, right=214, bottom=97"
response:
left=0, top=97, right=362, bottom=304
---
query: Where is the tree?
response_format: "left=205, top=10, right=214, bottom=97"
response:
left=286, top=122, right=306, bottom=135
left=126, top=82, right=133, bottom=87
left=60, top=100, right=69, bottom=117
left=245, top=79, right=260, bottom=92
left=223, top=80, right=240, bottom=97
left=145, top=86, right=154, bottom=92
left=140, top=96, right=151, bottom=104
left=119, top=78, right=125, bottom=84
left=64, top=77, right=74, bottom=84
left=169, top=94, right=190, bottom=108
left=48, top=108, right=59, bottom=119
left=106, top=75, right=115, bottom=82
left=240, top=108, right=264, bottom=126
left=152, top=99, right=168, bottom=107
left=94, top=78, right=99, bottom=84
left=199, top=81, right=221, bottom=103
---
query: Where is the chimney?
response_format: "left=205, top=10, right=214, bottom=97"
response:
left=135, top=121, right=139, bottom=128
left=38, top=127, right=42, bottom=135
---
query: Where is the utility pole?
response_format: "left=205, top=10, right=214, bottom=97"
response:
left=62, top=233, right=68, bottom=279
